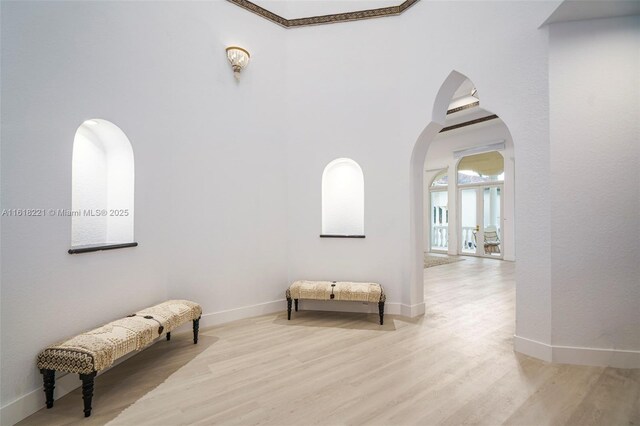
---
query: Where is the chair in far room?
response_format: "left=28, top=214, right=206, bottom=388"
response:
left=483, top=226, right=501, bottom=255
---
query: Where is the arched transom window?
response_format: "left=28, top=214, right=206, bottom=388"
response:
left=457, top=151, right=504, bottom=185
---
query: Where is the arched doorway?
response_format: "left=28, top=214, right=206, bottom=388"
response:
left=409, top=70, right=516, bottom=314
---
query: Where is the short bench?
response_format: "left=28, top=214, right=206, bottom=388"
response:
left=286, top=280, right=386, bottom=325
left=36, top=299, right=201, bottom=417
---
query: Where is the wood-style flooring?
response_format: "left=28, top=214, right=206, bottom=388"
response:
left=19, top=257, right=640, bottom=425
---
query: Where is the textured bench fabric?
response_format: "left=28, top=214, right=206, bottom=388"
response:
left=37, top=299, right=201, bottom=418
left=37, top=300, right=201, bottom=374
left=286, top=281, right=385, bottom=324
left=286, top=280, right=385, bottom=303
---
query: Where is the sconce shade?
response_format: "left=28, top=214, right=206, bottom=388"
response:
left=226, top=46, right=250, bottom=79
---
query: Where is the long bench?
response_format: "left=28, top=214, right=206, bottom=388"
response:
left=36, top=299, right=202, bottom=417
left=286, top=280, right=385, bottom=324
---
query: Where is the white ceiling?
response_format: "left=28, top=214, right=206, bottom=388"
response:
left=252, top=0, right=402, bottom=19
left=443, top=78, right=495, bottom=131
left=451, top=79, right=476, bottom=101
left=542, top=0, right=640, bottom=26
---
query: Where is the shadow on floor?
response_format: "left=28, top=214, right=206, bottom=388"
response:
left=17, top=333, right=218, bottom=426
left=273, top=311, right=397, bottom=331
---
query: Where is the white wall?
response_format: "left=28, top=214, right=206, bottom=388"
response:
left=0, top=1, right=287, bottom=421
left=283, top=0, right=555, bottom=324
left=549, top=15, right=640, bottom=354
left=3, top=1, right=639, bottom=424
left=161, top=2, right=289, bottom=319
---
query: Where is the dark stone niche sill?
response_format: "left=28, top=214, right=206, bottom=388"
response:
left=319, top=235, right=366, bottom=238
left=68, top=242, right=138, bottom=254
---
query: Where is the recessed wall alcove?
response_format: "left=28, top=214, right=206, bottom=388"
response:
left=321, top=158, right=365, bottom=238
left=71, top=119, right=135, bottom=252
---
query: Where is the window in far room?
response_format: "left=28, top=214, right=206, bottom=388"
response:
left=457, top=151, right=504, bottom=185
left=430, top=169, right=448, bottom=251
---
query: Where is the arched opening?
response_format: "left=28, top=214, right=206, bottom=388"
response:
left=409, top=70, right=516, bottom=316
left=321, top=158, right=365, bottom=237
left=71, top=119, right=135, bottom=249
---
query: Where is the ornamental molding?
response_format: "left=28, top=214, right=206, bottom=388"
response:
left=227, top=0, right=420, bottom=28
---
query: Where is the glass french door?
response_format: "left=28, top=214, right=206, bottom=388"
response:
left=459, top=185, right=503, bottom=258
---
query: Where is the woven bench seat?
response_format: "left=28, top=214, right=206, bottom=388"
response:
left=286, top=280, right=386, bottom=324
left=37, top=299, right=201, bottom=418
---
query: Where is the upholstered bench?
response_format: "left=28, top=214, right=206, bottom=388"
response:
left=286, top=281, right=386, bottom=325
left=37, top=299, right=201, bottom=417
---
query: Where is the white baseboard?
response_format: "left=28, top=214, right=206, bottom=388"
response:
left=514, top=335, right=640, bottom=368
left=0, top=343, right=145, bottom=426
left=0, top=299, right=286, bottom=426
left=0, top=299, right=284, bottom=426
left=1, top=370, right=78, bottom=426
left=0, top=297, right=419, bottom=425
left=294, top=299, right=402, bottom=315
left=201, top=299, right=286, bottom=328
left=275, top=299, right=424, bottom=319
left=401, top=302, right=426, bottom=318
left=514, top=335, right=553, bottom=362
left=184, top=298, right=416, bottom=326
left=552, top=345, right=640, bottom=368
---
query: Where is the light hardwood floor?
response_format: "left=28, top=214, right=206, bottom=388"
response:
left=19, top=257, right=639, bottom=425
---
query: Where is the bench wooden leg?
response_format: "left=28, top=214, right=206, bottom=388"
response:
left=41, top=369, right=55, bottom=408
left=378, top=301, right=385, bottom=325
left=166, top=332, right=171, bottom=341
left=287, top=297, right=292, bottom=320
left=294, top=299, right=298, bottom=312
left=193, top=317, right=200, bottom=344
left=80, top=372, right=96, bottom=417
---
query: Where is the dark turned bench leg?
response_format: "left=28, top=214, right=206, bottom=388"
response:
left=294, top=299, right=298, bottom=312
left=378, top=301, right=385, bottom=325
left=80, top=371, right=96, bottom=417
left=287, top=297, right=292, bottom=320
left=193, top=317, right=200, bottom=344
left=166, top=332, right=171, bottom=341
left=41, top=369, right=55, bottom=408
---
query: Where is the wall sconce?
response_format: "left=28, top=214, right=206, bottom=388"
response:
left=226, top=46, right=250, bottom=80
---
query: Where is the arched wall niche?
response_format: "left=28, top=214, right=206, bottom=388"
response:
left=321, top=158, right=365, bottom=237
left=71, top=118, right=135, bottom=248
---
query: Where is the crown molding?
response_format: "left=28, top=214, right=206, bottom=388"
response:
left=446, top=101, right=480, bottom=115
left=227, top=0, right=420, bottom=28
left=440, top=114, right=499, bottom=133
